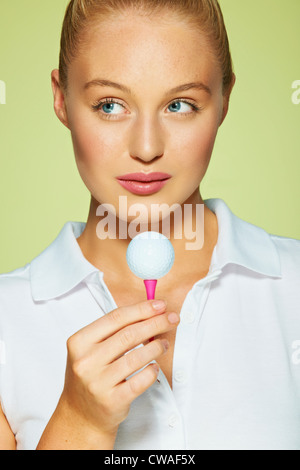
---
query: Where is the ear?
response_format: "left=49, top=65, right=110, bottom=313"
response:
left=51, top=69, right=70, bottom=129
left=219, top=73, right=236, bottom=127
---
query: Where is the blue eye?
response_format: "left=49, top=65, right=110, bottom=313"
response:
left=101, top=101, right=124, bottom=115
left=92, top=98, right=201, bottom=120
left=102, top=103, right=115, bottom=114
left=92, top=99, right=125, bottom=119
left=167, top=100, right=199, bottom=114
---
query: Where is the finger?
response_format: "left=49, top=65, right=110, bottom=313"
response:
left=102, top=311, right=179, bottom=364
left=103, top=339, right=169, bottom=387
left=69, top=299, right=167, bottom=348
left=114, top=363, right=160, bottom=406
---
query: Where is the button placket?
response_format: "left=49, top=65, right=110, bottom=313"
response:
left=183, top=310, right=195, bottom=325
left=171, top=282, right=214, bottom=413
left=171, top=292, right=200, bottom=400
left=149, top=368, right=186, bottom=449
left=174, top=369, right=187, bottom=384
left=168, top=413, right=178, bottom=428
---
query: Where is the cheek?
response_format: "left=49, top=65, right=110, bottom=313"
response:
left=67, top=106, right=119, bottom=171
left=71, top=121, right=108, bottom=167
left=174, top=112, right=220, bottom=176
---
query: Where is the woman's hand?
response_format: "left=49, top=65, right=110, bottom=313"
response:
left=37, top=299, right=179, bottom=450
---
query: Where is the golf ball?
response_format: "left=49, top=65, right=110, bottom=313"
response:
left=126, top=231, right=175, bottom=280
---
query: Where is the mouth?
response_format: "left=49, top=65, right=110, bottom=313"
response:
left=116, top=172, right=172, bottom=195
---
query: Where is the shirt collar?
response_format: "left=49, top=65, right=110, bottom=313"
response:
left=30, top=198, right=282, bottom=301
left=30, top=222, right=98, bottom=301
left=205, top=198, right=282, bottom=278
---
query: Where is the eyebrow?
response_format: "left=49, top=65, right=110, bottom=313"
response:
left=84, top=79, right=212, bottom=96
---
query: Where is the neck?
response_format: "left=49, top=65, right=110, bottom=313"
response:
left=76, top=190, right=218, bottom=286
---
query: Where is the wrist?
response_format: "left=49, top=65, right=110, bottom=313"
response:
left=37, top=395, right=117, bottom=450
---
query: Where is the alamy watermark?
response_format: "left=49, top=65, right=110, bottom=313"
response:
left=291, top=340, right=300, bottom=366
left=95, top=196, right=205, bottom=250
left=291, top=80, right=300, bottom=105
left=0, top=80, right=6, bottom=104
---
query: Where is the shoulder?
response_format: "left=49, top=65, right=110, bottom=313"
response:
left=270, top=233, right=300, bottom=279
left=0, top=221, right=85, bottom=307
left=0, top=264, right=31, bottom=301
left=0, top=265, right=34, bottom=324
left=270, top=232, right=300, bottom=253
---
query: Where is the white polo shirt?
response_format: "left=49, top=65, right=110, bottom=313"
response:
left=0, top=198, right=300, bottom=450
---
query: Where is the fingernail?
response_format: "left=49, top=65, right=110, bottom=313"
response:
left=152, top=300, right=167, bottom=311
left=161, top=339, right=170, bottom=351
left=152, top=363, right=160, bottom=374
left=168, top=312, right=180, bottom=324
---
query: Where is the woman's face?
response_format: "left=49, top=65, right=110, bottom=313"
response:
left=53, top=11, right=231, bottom=222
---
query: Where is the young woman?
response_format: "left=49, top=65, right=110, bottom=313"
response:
left=0, top=0, right=299, bottom=450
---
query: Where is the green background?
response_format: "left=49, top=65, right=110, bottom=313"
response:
left=0, top=0, right=299, bottom=273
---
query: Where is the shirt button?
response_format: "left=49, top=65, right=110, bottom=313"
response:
left=184, top=311, right=195, bottom=324
left=174, top=370, right=187, bottom=383
left=168, top=414, right=178, bottom=428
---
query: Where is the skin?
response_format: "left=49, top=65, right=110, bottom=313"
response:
left=52, top=10, right=235, bottom=290
left=0, top=9, right=235, bottom=450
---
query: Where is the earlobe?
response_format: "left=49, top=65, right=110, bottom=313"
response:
left=51, top=69, right=70, bottom=129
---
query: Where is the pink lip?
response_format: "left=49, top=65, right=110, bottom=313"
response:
left=116, top=173, right=172, bottom=195
left=116, top=172, right=172, bottom=182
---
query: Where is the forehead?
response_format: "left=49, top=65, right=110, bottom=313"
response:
left=69, top=11, right=221, bottom=91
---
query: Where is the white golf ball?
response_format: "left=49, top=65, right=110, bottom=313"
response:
left=126, top=231, right=175, bottom=280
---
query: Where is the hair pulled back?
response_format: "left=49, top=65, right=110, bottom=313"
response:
left=59, top=0, right=234, bottom=95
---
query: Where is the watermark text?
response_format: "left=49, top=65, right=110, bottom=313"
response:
left=95, top=196, right=205, bottom=250
left=291, top=340, right=300, bottom=365
left=0, top=80, right=6, bottom=104
left=291, top=80, right=300, bottom=105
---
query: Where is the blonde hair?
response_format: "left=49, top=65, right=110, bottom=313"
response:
left=59, top=0, right=234, bottom=95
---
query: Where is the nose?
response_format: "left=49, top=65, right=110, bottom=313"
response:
left=128, top=114, right=164, bottom=163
